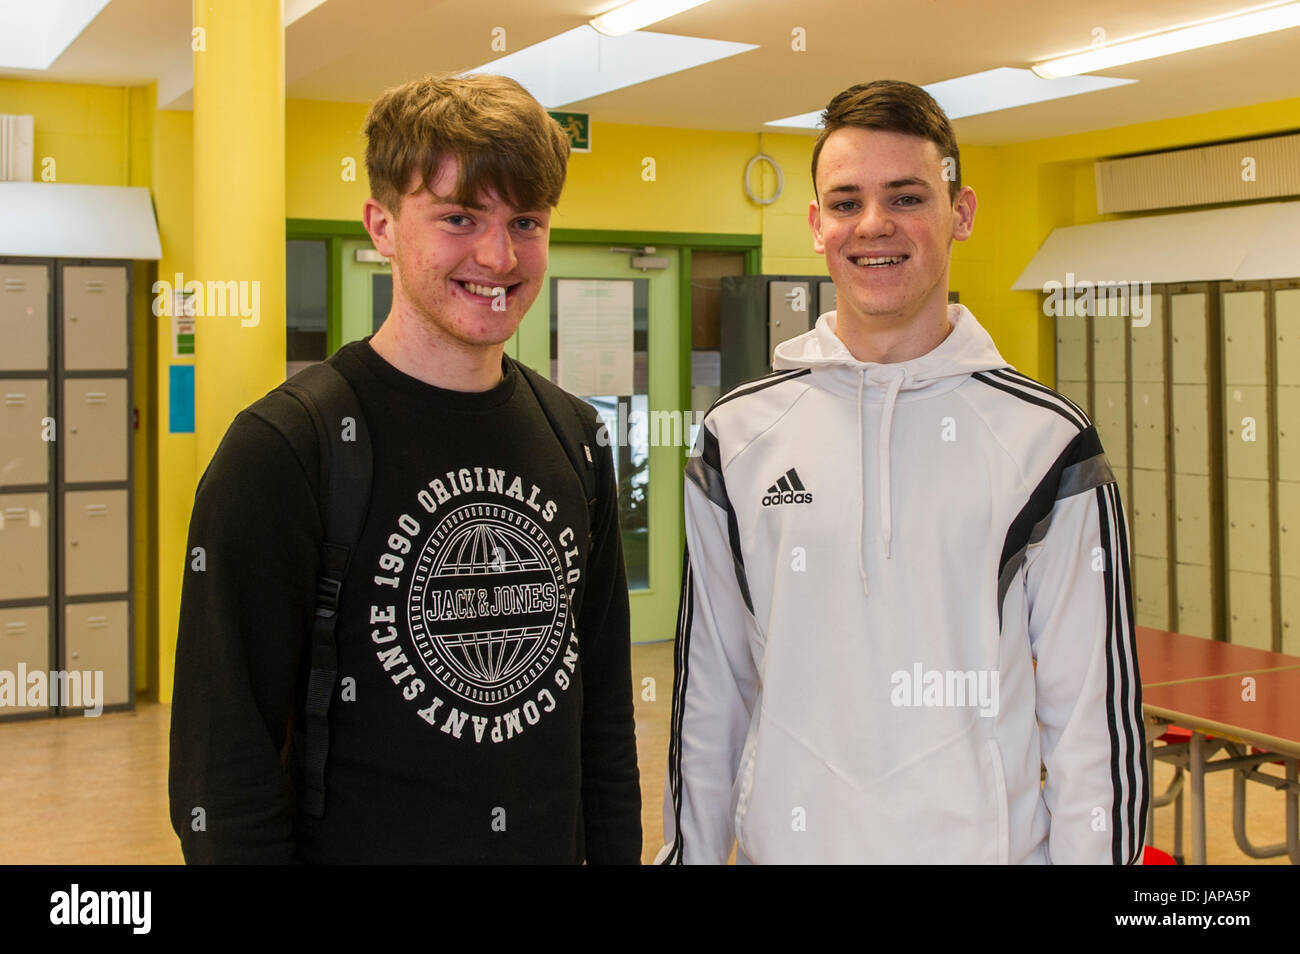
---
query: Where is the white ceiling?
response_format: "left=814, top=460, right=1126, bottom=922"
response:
left=1, top=0, right=1298, bottom=146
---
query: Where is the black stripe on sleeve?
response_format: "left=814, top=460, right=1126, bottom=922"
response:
left=973, top=370, right=1087, bottom=431
left=663, top=548, right=694, bottom=865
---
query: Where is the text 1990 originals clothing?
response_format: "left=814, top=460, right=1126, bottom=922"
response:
left=169, top=338, right=641, bottom=863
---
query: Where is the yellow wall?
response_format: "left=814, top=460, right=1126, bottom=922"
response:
left=5, top=72, right=1300, bottom=702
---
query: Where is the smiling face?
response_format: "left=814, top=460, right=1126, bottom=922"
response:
left=809, top=126, right=975, bottom=352
left=365, top=156, right=551, bottom=353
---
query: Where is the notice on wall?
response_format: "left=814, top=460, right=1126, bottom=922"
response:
left=172, top=289, right=195, bottom=357
left=556, top=279, right=634, bottom=396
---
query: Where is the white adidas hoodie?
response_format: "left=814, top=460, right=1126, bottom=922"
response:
left=659, top=304, right=1147, bottom=864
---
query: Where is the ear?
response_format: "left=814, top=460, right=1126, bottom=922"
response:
left=363, top=197, right=398, bottom=258
left=950, top=186, right=976, bottom=242
left=808, top=197, right=826, bottom=255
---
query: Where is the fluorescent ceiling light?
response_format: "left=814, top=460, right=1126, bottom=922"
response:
left=765, top=67, right=1135, bottom=128
left=464, top=26, right=755, bottom=109
left=1032, top=2, right=1300, bottom=78
left=590, top=0, right=714, bottom=36
left=0, top=0, right=109, bottom=71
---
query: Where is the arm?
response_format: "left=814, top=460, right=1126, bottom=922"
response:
left=657, top=422, right=761, bottom=865
left=168, top=409, right=320, bottom=864
left=577, top=428, right=642, bottom=864
left=1026, top=455, right=1147, bottom=865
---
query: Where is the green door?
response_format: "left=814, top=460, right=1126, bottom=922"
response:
left=514, top=244, right=683, bottom=644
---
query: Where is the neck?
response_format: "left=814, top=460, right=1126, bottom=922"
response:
left=369, top=304, right=505, bottom=392
left=834, top=294, right=952, bottom=364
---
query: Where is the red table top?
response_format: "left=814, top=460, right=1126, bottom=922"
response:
left=1142, top=669, right=1300, bottom=757
left=1136, top=626, right=1300, bottom=687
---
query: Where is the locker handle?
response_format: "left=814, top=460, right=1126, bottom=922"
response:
left=84, top=281, right=105, bottom=292
left=84, top=392, right=107, bottom=404
left=3, top=280, right=25, bottom=291
left=4, top=393, right=26, bottom=405
left=4, top=506, right=27, bottom=519
left=4, top=621, right=26, bottom=634
left=84, top=616, right=107, bottom=628
left=86, top=504, right=107, bottom=516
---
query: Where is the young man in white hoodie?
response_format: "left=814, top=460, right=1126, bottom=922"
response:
left=659, top=80, right=1147, bottom=864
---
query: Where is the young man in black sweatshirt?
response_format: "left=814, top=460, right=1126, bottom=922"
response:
left=168, top=73, right=642, bottom=863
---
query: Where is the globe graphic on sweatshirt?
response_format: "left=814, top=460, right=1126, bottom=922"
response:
left=407, top=502, right=568, bottom=706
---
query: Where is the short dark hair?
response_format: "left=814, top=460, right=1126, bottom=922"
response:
left=364, top=72, right=570, bottom=217
left=810, top=80, right=960, bottom=203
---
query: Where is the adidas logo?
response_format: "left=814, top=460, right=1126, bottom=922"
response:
left=761, top=468, right=813, bottom=506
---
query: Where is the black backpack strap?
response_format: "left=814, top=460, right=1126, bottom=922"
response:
left=276, top=360, right=372, bottom=818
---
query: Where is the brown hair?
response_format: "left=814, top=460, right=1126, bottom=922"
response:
left=364, top=72, right=570, bottom=216
left=810, top=80, right=960, bottom=203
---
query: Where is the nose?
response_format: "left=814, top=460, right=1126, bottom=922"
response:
left=854, top=198, right=895, bottom=239
left=475, top=221, right=517, bottom=275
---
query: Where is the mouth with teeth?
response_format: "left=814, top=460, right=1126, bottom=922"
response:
left=852, top=254, right=909, bottom=268
left=453, top=278, right=520, bottom=303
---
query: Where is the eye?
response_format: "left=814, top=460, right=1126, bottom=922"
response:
left=832, top=201, right=859, bottom=213
left=442, top=213, right=472, bottom=227
left=895, top=195, right=922, bottom=206
left=513, top=217, right=543, bottom=231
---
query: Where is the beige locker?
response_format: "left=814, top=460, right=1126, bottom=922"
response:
left=0, top=493, right=49, bottom=601
left=1093, top=382, right=1128, bottom=468
left=1221, top=288, right=1269, bottom=387
left=1278, top=386, right=1300, bottom=483
left=63, top=378, right=128, bottom=484
left=1056, top=315, right=1088, bottom=383
left=1226, top=477, right=1272, bottom=576
left=63, top=490, right=128, bottom=596
left=62, top=266, right=128, bottom=372
left=1171, top=384, right=1211, bottom=476
left=1227, top=569, right=1274, bottom=649
left=1134, top=555, right=1170, bottom=629
left=1224, top=386, right=1269, bottom=481
left=1276, top=287, right=1300, bottom=387
left=0, top=264, right=49, bottom=371
left=1130, top=291, right=1165, bottom=383
left=1130, top=387, right=1167, bottom=471
left=1173, top=473, right=1214, bottom=566
left=1092, top=314, right=1127, bottom=383
left=1283, top=582, right=1300, bottom=656
left=1131, top=468, right=1169, bottom=559
left=0, top=607, right=50, bottom=714
left=1280, top=480, right=1300, bottom=580
left=63, top=600, right=129, bottom=708
left=1170, top=291, right=1210, bottom=384
left=1176, top=562, right=1216, bottom=638
left=0, top=379, right=49, bottom=486
left=1058, top=379, right=1089, bottom=414
left=767, top=282, right=813, bottom=360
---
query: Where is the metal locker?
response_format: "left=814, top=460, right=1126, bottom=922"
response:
left=0, top=264, right=50, bottom=371
left=1056, top=315, right=1088, bottom=383
left=1171, top=384, right=1211, bottom=476
left=0, top=379, right=50, bottom=486
left=1134, top=555, right=1169, bottom=629
left=1058, top=378, right=1089, bottom=415
left=62, top=378, right=128, bottom=483
left=1092, top=382, right=1128, bottom=468
left=1169, top=291, right=1209, bottom=384
left=1129, top=291, right=1164, bottom=383
left=61, top=266, right=128, bottom=372
left=1224, top=386, right=1269, bottom=481
left=767, top=281, right=813, bottom=362
left=63, top=489, right=128, bottom=596
left=1276, top=287, right=1300, bottom=387
left=1227, top=569, right=1274, bottom=649
left=1278, top=480, right=1300, bottom=580
left=0, top=493, right=49, bottom=601
left=1172, top=473, right=1213, bottom=566
left=818, top=281, right=836, bottom=318
left=1130, top=468, right=1168, bottom=558
left=1277, top=386, right=1300, bottom=483
left=64, top=600, right=129, bottom=709
left=1225, top=477, right=1272, bottom=576
left=1175, top=562, right=1215, bottom=639
left=1130, top=387, right=1167, bottom=471
left=0, top=607, right=50, bottom=715
left=1221, top=288, right=1268, bottom=387
left=1092, top=315, right=1127, bottom=383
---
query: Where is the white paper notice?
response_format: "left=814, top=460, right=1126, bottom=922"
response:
left=556, top=279, right=634, bottom=396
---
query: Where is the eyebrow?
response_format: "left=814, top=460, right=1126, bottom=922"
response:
left=824, top=177, right=933, bottom=195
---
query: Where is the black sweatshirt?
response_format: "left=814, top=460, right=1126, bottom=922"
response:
left=168, top=338, right=641, bottom=863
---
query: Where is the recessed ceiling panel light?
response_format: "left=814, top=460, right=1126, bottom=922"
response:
left=0, top=0, right=110, bottom=71
left=589, top=0, right=714, bottom=37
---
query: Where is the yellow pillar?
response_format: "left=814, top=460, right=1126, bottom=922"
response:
left=192, top=0, right=285, bottom=468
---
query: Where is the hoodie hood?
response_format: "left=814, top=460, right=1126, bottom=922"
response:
left=773, top=304, right=1009, bottom=597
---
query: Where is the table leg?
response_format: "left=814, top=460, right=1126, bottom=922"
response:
left=1191, top=730, right=1206, bottom=865
left=1288, top=758, right=1298, bottom=865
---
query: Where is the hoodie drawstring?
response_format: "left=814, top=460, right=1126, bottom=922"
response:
left=858, top=368, right=907, bottom=596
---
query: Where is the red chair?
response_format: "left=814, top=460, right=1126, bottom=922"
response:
left=1143, top=845, right=1178, bottom=865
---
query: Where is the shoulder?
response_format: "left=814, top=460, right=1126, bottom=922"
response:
left=509, top=357, right=603, bottom=438
left=701, top=367, right=815, bottom=446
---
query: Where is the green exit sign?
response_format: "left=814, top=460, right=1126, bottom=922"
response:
left=548, top=111, right=590, bottom=153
